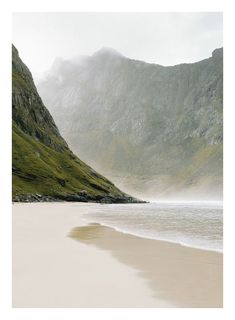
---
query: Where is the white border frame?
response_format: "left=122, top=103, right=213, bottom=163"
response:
left=1, top=1, right=234, bottom=319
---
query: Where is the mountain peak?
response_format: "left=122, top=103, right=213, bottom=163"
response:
left=93, top=47, right=124, bottom=58
left=212, top=47, right=223, bottom=58
left=12, top=44, right=18, bottom=56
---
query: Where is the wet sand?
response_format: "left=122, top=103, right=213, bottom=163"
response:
left=13, top=203, right=223, bottom=307
left=69, top=223, right=223, bottom=307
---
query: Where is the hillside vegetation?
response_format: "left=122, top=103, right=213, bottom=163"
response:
left=12, top=45, right=137, bottom=203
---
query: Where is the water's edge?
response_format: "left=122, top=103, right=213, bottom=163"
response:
left=81, top=202, right=223, bottom=253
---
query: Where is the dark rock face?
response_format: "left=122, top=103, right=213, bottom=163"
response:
left=12, top=45, right=67, bottom=152
left=38, top=48, right=223, bottom=200
left=12, top=45, right=139, bottom=203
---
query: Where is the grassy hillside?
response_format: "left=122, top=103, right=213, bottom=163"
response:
left=12, top=45, right=137, bottom=203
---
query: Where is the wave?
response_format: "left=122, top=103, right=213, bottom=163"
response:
left=82, top=202, right=223, bottom=253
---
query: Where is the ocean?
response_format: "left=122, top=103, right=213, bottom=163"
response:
left=82, top=201, right=223, bottom=252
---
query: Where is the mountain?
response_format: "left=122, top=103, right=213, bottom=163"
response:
left=12, top=45, right=139, bottom=203
left=37, top=47, right=223, bottom=200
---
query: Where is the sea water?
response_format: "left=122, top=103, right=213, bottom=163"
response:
left=82, top=201, right=223, bottom=252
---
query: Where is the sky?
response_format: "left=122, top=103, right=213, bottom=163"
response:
left=12, top=12, right=223, bottom=78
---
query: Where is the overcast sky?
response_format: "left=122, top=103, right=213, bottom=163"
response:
left=13, top=12, right=223, bottom=77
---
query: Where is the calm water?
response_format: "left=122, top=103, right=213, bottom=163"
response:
left=82, top=202, right=223, bottom=252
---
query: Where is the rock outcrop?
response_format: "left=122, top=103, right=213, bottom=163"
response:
left=38, top=47, right=223, bottom=200
left=12, top=45, right=141, bottom=203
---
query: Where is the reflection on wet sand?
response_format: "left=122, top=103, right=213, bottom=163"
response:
left=69, top=223, right=223, bottom=308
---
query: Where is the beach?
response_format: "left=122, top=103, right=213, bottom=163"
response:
left=12, top=202, right=223, bottom=308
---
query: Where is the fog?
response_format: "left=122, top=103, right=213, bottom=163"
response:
left=13, top=13, right=223, bottom=201
left=13, top=12, right=223, bottom=79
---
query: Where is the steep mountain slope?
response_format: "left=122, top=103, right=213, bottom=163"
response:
left=37, top=47, right=223, bottom=200
left=12, top=45, right=137, bottom=203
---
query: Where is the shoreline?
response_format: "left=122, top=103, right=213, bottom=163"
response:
left=69, top=222, right=223, bottom=308
left=13, top=202, right=223, bottom=308
left=12, top=194, right=147, bottom=204
left=81, top=219, right=223, bottom=254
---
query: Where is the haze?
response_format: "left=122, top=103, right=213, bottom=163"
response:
left=13, top=12, right=223, bottom=79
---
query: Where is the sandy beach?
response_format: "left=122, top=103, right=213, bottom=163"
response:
left=12, top=203, right=223, bottom=308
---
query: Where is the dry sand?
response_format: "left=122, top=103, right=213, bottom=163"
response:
left=12, top=202, right=223, bottom=308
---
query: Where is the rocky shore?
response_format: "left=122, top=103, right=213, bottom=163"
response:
left=12, top=191, right=146, bottom=204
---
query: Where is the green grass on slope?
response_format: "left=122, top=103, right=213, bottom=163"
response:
left=12, top=122, right=124, bottom=198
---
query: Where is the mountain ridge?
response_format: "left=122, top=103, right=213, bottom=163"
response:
left=39, top=47, right=222, bottom=82
left=37, top=47, right=223, bottom=200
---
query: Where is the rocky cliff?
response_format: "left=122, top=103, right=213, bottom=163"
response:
left=12, top=45, right=139, bottom=203
left=37, top=47, right=223, bottom=200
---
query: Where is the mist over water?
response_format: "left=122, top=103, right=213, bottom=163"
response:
left=82, top=202, right=223, bottom=252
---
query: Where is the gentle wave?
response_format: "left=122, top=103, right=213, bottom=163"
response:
left=82, top=202, right=223, bottom=252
